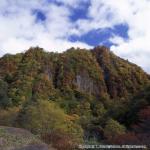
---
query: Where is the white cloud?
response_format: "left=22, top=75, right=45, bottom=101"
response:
left=0, top=0, right=150, bottom=73
left=106, top=0, right=150, bottom=73
left=77, top=0, right=150, bottom=73
left=0, top=0, right=91, bottom=56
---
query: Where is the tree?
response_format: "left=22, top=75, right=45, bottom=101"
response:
left=0, top=107, right=20, bottom=126
left=18, top=100, right=67, bottom=133
left=17, top=100, right=83, bottom=142
left=0, top=79, right=12, bottom=108
left=104, top=119, right=126, bottom=139
left=134, top=106, right=150, bottom=134
left=110, top=132, right=140, bottom=145
left=110, top=106, right=150, bottom=145
left=42, top=130, right=77, bottom=150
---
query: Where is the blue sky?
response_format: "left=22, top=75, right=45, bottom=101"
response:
left=0, top=0, right=150, bottom=73
left=69, top=24, right=129, bottom=47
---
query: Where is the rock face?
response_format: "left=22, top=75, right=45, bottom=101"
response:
left=76, top=74, right=94, bottom=93
left=15, top=144, right=52, bottom=150
left=0, top=126, right=51, bottom=150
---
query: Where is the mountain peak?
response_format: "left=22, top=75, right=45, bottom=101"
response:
left=93, top=46, right=110, bottom=54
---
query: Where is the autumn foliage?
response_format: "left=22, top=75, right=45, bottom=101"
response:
left=0, top=46, right=149, bottom=148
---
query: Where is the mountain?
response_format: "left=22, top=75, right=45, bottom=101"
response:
left=0, top=46, right=149, bottom=149
left=0, top=46, right=149, bottom=101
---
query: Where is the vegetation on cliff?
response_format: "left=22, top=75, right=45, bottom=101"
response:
left=0, top=46, right=149, bottom=149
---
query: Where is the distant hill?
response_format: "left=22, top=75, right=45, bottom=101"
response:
left=0, top=46, right=149, bottom=148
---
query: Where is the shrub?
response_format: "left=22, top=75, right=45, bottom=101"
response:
left=104, top=119, right=126, bottom=139
left=41, top=130, right=76, bottom=150
left=0, top=79, right=12, bottom=108
left=17, top=100, right=83, bottom=142
left=0, top=107, right=20, bottom=126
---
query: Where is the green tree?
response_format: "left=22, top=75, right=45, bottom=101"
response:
left=104, top=119, right=126, bottom=139
left=0, top=107, right=20, bottom=126
left=0, top=79, right=12, bottom=108
left=17, top=100, right=83, bottom=142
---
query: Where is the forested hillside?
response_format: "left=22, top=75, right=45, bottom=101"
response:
left=0, top=46, right=149, bottom=149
